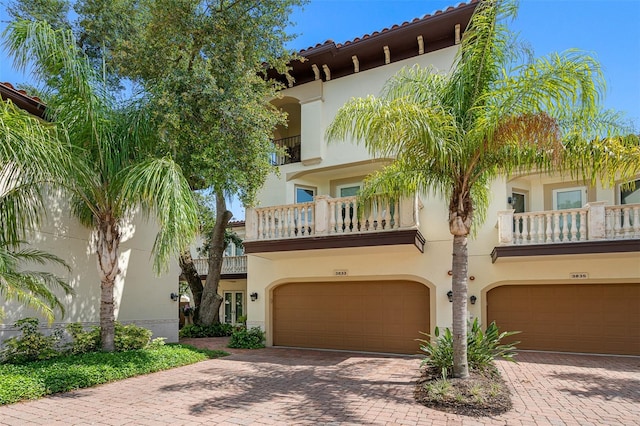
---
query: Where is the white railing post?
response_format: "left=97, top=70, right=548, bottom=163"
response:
left=586, top=201, right=606, bottom=240
left=497, top=209, right=515, bottom=245
left=314, top=195, right=330, bottom=235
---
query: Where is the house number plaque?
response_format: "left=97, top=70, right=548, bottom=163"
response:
left=570, top=272, right=589, bottom=279
left=334, top=270, right=348, bottom=276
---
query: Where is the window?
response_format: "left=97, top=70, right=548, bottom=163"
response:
left=295, top=186, right=315, bottom=203
left=552, top=187, right=586, bottom=210
left=337, top=184, right=361, bottom=198
left=620, top=179, right=640, bottom=205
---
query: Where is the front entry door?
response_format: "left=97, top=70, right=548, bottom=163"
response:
left=224, top=291, right=244, bottom=324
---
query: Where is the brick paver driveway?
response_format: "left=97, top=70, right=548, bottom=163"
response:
left=0, top=338, right=638, bottom=425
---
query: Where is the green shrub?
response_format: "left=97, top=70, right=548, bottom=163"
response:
left=228, top=326, right=265, bottom=349
left=114, top=323, right=152, bottom=351
left=179, top=323, right=233, bottom=338
left=0, top=344, right=228, bottom=405
left=417, top=319, right=519, bottom=378
left=65, top=322, right=154, bottom=354
left=65, top=323, right=100, bottom=354
left=1, top=318, right=63, bottom=364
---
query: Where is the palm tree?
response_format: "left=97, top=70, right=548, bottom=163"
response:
left=0, top=97, right=73, bottom=322
left=327, top=0, right=638, bottom=378
left=3, top=20, right=199, bottom=351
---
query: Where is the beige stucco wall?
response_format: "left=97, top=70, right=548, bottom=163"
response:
left=0, top=192, right=181, bottom=343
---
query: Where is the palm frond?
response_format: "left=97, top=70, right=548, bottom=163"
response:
left=0, top=244, right=72, bottom=323
left=118, top=157, right=199, bottom=273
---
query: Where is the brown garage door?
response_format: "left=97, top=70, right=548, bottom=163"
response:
left=487, top=284, right=640, bottom=355
left=273, top=281, right=429, bottom=354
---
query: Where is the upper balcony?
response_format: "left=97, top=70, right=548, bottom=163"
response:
left=271, top=135, right=301, bottom=166
left=243, top=194, right=425, bottom=253
left=492, top=202, right=640, bottom=262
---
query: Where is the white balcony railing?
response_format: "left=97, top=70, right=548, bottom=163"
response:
left=497, top=202, right=640, bottom=245
left=193, top=256, right=247, bottom=276
left=245, top=195, right=421, bottom=241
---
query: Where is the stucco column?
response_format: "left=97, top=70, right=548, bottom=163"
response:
left=300, top=96, right=324, bottom=165
left=399, top=196, right=417, bottom=228
left=314, top=195, right=330, bottom=235
left=497, top=209, right=515, bottom=245
left=245, top=208, right=258, bottom=240
left=586, top=201, right=607, bottom=240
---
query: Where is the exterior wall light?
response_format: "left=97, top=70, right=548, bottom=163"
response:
left=447, top=290, right=453, bottom=302
left=170, top=292, right=179, bottom=301
left=250, top=292, right=258, bottom=301
left=470, top=295, right=477, bottom=305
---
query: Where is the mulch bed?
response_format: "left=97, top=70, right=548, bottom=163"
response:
left=414, top=366, right=512, bottom=417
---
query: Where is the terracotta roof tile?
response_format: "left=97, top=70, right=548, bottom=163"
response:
left=1, top=82, right=47, bottom=118
left=297, top=0, right=477, bottom=55
left=1, top=82, right=44, bottom=104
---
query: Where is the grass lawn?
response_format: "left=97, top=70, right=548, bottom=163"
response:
left=0, top=344, right=228, bottom=405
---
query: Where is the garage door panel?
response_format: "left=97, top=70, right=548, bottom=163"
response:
left=487, top=284, right=639, bottom=355
left=274, top=281, right=429, bottom=354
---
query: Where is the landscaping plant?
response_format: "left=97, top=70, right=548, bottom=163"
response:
left=415, top=319, right=518, bottom=415
left=0, top=344, right=228, bottom=405
left=178, top=323, right=233, bottom=339
left=0, top=318, right=63, bottom=364
left=417, top=319, right=519, bottom=379
left=228, top=327, right=265, bottom=349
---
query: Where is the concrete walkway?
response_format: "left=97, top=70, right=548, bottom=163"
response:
left=0, top=338, right=638, bottom=425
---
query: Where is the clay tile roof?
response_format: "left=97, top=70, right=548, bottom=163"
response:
left=270, top=0, right=479, bottom=87
left=0, top=81, right=47, bottom=118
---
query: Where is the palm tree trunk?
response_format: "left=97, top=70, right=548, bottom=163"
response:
left=198, top=190, right=232, bottom=326
left=97, top=216, right=120, bottom=352
left=178, top=249, right=203, bottom=322
left=452, top=234, right=469, bottom=378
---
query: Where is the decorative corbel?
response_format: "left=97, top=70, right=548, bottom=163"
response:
left=322, top=64, right=331, bottom=81
left=311, top=64, right=320, bottom=81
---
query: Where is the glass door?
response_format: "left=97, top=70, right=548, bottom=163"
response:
left=336, top=184, right=361, bottom=231
left=223, top=291, right=244, bottom=325
left=552, top=186, right=586, bottom=239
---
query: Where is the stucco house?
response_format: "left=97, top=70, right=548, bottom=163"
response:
left=0, top=82, right=182, bottom=343
left=203, top=1, right=639, bottom=356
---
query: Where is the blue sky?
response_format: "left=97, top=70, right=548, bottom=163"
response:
left=2, top=0, right=639, bottom=219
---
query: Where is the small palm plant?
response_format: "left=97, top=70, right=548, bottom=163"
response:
left=418, top=319, right=519, bottom=379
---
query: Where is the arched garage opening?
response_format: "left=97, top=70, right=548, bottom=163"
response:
left=487, top=283, right=640, bottom=355
left=273, top=280, right=430, bottom=354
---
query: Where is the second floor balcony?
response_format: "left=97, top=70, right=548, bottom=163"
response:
left=493, top=201, right=640, bottom=261
left=243, top=194, right=425, bottom=253
left=193, top=255, right=247, bottom=277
